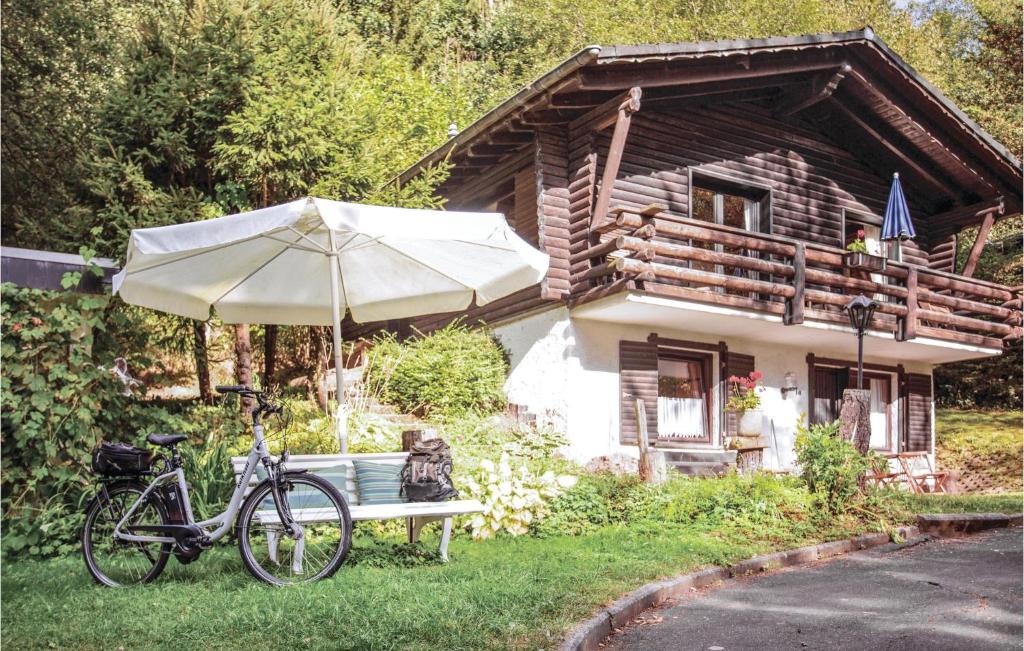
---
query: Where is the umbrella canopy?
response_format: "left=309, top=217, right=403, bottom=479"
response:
left=113, top=197, right=549, bottom=450
left=881, top=172, right=916, bottom=241
left=113, top=197, right=548, bottom=324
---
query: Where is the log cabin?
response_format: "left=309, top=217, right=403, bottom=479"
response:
left=348, top=29, right=1023, bottom=474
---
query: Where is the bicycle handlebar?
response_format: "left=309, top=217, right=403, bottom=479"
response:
left=215, top=385, right=249, bottom=394
left=214, top=385, right=282, bottom=416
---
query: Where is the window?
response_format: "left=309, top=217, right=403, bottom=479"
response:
left=656, top=349, right=712, bottom=442
left=689, top=174, right=771, bottom=291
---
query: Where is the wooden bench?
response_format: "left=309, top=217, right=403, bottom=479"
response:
left=231, top=452, right=483, bottom=561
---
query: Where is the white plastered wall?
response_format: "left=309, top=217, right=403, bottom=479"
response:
left=492, top=305, right=934, bottom=468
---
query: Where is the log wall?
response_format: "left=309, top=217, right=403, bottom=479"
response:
left=566, top=101, right=953, bottom=287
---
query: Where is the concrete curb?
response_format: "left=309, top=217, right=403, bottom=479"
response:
left=559, top=526, right=921, bottom=651
left=916, top=511, right=1023, bottom=537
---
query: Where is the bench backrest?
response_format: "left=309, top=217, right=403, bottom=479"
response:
left=230, top=452, right=409, bottom=507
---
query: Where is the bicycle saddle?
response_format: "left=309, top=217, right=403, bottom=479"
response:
left=146, top=433, right=188, bottom=447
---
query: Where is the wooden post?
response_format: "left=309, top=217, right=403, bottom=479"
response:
left=960, top=209, right=996, bottom=279
left=590, top=87, right=642, bottom=231
left=401, top=430, right=423, bottom=452
left=785, top=242, right=806, bottom=325
left=899, top=267, right=918, bottom=341
left=635, top=398, right=650, bottom=482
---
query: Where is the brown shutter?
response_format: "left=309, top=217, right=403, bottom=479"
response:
left=620, top=340, right=658, bottom=443
left=904, top=373, right=933, bottom=452
left=723, top=352, right=755, bottom=436
left=513, top=166, right=538, bottom=245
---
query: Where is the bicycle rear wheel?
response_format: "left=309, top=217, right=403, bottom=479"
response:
left=236, top=473, right=351, bottom=585
left=82, top=481, right=171, bottom=587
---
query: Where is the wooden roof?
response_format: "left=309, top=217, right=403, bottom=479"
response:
left=399, top=29, right=1022, bottom=221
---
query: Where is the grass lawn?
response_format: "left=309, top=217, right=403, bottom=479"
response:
left=2, top=492, right=1021, bottom=650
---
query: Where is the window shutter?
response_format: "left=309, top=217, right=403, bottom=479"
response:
left=620, top=340, right=658, bottom=443
left=723, top=352, right=755, bottom=436
left=513, top=166, right=538, bottom=245
left=904, top=373, right=933, bottom=452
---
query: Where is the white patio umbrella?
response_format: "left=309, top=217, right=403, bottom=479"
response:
left=113, top=197, right=549, bottom=450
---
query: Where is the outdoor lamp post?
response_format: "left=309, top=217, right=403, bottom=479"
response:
left=845, top=294, right=880, bottom=389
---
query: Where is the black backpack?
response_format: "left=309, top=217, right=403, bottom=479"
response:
left=400, top=438, right=459, bottom=502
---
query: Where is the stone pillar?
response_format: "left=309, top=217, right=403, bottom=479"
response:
left=839, top=388, right=872, bottom=454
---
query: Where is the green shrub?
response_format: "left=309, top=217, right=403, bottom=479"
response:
left=1, top=284, right=189, bottom=557
left=364, top=323, right=509, bottom=418
left=535, top=471, right=815, bottom=540
left=794, top=420, right=874, bottom=514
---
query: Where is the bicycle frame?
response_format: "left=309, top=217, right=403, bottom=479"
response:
left=112, top=421, right=276, bottom=545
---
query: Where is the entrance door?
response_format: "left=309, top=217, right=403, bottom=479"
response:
left=656, top=350, right=712, bottom=443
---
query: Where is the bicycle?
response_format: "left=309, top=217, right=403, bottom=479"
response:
left=81, top=386, right=352, bottom=587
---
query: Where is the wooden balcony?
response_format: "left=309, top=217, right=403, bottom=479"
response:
left=575, top=207, right=1022, bottom=352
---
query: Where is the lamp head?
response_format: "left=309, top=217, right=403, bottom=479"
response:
left=845, top=294, right=880, bottom=333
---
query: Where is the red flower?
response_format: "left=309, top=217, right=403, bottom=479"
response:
left=728, top=375, right=741, bottom=384
left=750, top=370, right=763, bottom=381
left=856, top=229, right=866, bottom=240
left=11, top=323, right=22, bottom=333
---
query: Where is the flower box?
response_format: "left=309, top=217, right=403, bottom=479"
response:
left=843, top=251, right=887, bottom=272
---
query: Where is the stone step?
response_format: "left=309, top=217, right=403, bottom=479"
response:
left=668, top=461, right=732, bottom=477
left=661, top=450, right=738, bottom=464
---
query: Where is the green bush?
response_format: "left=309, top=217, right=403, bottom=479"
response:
left=1, top=284, right=189, bottom=557
left=364, top=323, right=509, bottom=418
left=794, top=420, right=874, bottom=514
left=535, top=471, right=815, bottom=540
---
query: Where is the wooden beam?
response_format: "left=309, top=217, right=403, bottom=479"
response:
left=578, top=58, right=848, bottom=91
left=785, top=242, right=806, bottom=325
left=898, top=267, right=918, bottom=341
left=928, top=197, right=1004, bottom=239
left=518, top=109, right=576, bottom=126
left=775, top=64, right=851, bottom=117
left=828, top=99, right=952, bottom=196
left=637, top=74, right=807, bottom=105
left=550, top=90, right=617, bottom=109
left=960, top=209, right=997, bottom=278
left=570, top=87, right=645, bottom=133
left=590, top=87, right=642, bottom=231
left=487, top=131, right=534, bottom=146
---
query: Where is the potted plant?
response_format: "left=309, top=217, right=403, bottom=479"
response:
left=726, top=370, right=764, bottom=441
left=843, top=229, right=887, bottom=272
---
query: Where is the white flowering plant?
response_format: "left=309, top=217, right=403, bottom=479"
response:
left=463, top=453, right=576, bottom=539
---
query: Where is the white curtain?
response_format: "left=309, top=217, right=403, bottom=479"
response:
left=868, top=378, right=889, bottom=449
left=658, top=397, right=707, bottom=439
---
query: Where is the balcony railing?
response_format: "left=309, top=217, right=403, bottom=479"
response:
left=578, top=207, right=1023, bottom=350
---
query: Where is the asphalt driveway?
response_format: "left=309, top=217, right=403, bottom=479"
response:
left=606, top=527, right=1022, bottom=650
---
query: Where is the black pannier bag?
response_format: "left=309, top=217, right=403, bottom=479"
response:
left=91, top=441, right=154, bottom=476
left=400, top=438, right=458, bottom=502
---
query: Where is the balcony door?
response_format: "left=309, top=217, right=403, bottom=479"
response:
left=812, top=365, right=893, bottom=451
left=690, top=174, right=770, bottom=294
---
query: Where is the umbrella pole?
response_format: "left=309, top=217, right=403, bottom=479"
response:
left=328, top=231, right=348, bottom=453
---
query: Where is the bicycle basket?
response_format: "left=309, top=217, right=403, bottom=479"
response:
left=91, top=441, right=154, bottom=476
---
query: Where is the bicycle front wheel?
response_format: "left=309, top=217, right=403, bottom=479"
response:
left=82, top=481, right=171, bottom=587
left=236, top=473, right=352, bottom=585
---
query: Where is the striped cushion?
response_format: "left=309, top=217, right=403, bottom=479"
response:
left=256, top=465, right=350, bottom=511
left=353, top=460, right=407, bottom=505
